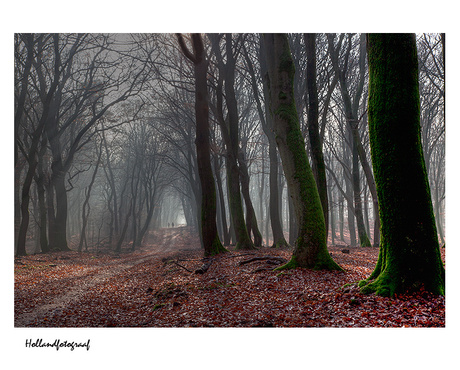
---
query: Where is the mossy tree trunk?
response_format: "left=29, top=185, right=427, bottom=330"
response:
left=360, top=33, right=445, bottom=296
left=177, top=33, right=227, bottom=257
left=263, top=33, right=342, bottom=271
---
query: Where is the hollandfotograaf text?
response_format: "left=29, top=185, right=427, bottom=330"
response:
left=25, top=338, right=90, bottom=351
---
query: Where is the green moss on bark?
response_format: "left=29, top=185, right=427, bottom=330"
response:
left=360, top=33, right=445, bottom=297
left=265, top=34, right=342, bottom=272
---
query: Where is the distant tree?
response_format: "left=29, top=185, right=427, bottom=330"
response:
left=263, top=33, right=342, bottom=271
left=360, top=34, right=444, bottom=296
left=327, top=33, right=373, bottom=248
left=177, top=33, right=228, bottom=257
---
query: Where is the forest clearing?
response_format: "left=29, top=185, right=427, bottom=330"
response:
left=14, top=227, right=445, bottom=328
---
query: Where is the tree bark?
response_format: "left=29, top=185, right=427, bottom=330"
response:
left=209, top=34, right=255, bottom=250
left=304, top=33, right=329, bottom=239
left=328, top=33, right=379, bottom=247
left=263, top=33, right=342, bottom=271
left=242, top=37, right=288, bottom=248
left=177, top=33, right=227, bottom=257
left=78, top=142, right=102, bottom=252
left=238, top=150, right=263, bottom=247
left=360, top=33, right=445, bottom=296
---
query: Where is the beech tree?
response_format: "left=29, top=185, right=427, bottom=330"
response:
left=242, top=35, right=288, bottom=248
left=304, top=33, right=329, bottom=239
left=177, top=33, right=227, bottom=256
left=208, top=33, right=256, bottom=250
left=263, top=33, right=341, bottom=271
left=360, top=33, right=444, bottom=296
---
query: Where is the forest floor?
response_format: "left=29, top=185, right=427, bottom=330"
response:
left=14, top=227, right=445, bottom=327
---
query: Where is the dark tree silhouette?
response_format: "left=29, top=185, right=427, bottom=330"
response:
left=360, top=33, right=444, bottom=296
left=177, top=33, right=227, bottom=256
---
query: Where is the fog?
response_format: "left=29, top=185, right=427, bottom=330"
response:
left=14, top=33, right=445, bottom=255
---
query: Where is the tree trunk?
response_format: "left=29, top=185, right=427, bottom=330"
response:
left=360, top=33, right=444, bottom=296
left=328, top=33, right=380, bottom=247
left=49, top=172, right=70, bottom=251
left=115, top=199, right=133, bottom=253
left=305, top=33, right=329, bottom=239
left=243, top=37, right=288, bottom=248
left=238, top=150, right=263, bottom=247
left=263, top=33, right=341, bottom=271
left=209, top=33, right=255, bottom=251
left=213, top=155, right=230, bottom=245
left=78, top=143, right=102, bottom=252
left=352, top=140, right=372, bottom=247
left=177, top=33, right=227, bottom=257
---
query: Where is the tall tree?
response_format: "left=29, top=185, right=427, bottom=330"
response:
left=304, top=33, right=329, bottom=239
left=327, top=33, right=376, bottom=247
left=177, top=33, right=227, bottom=256
left=208, top=33, right=255, bottom=250
left=360, top=33, right=444, bottom=296
left=241, top=36, right=288, bottom=248
left=263, top=33, right=341, bottom=271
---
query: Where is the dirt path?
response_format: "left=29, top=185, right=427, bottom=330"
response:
left=14, top=227, right=192, bottom=327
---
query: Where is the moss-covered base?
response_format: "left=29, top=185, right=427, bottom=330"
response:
left=205, top=236, right=229, bottom=257
left=271, top=238, right=290, bottom=249
left=359, top=235, right=372, bottom=248
left=358, top=270, right=445, bottom=298
left=235, top=240, right=257, bottom=251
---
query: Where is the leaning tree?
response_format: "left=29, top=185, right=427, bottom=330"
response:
left=263, top=33, right=342, bottom=271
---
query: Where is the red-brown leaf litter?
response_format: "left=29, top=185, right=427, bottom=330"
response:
left=14, top=227, right=445, bottom=328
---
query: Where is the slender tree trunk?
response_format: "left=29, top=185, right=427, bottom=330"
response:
left=328, top=33, right=379, bottom=247
left=352, top=140, right=372, bottom=247
left=263, top=33, right=341, bottom=271
left=238, top=150, right=263, bottom=247
left=214, top=156, right=230, bottom=245
left=209, top=34, right=254, bottom=251
left=115, top=200, right=133, bottom=253
left=360, top=33, right=444, bottom=296
left=305, top=33, right=329, bottom=239
left=177, top=33, right=227, bottom=257
left=244, top=37, right=288, bottom=248
left=78, top=143, right=102, bottom=252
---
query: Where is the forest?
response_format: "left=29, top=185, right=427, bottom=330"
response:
left=13, top=32, right=446, bottom=334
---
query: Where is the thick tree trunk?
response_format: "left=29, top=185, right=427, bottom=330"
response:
left=263, top=33, right=341, bottom=271
left=360, top=33, right=445, bottom=296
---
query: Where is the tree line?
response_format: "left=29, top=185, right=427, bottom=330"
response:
left=14, top=33, right=445, bottom=296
